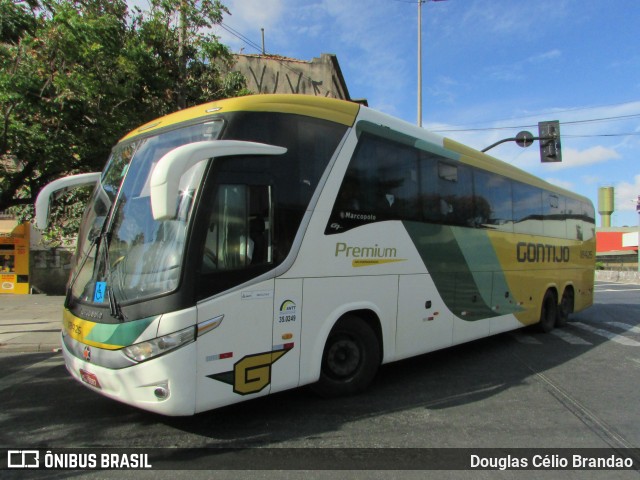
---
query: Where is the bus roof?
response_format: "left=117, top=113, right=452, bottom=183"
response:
left=443, top=137, right=590, bottom=204
left=120, top=93, right=589, bottom=205
left=120, top=94, right=361, bottom=142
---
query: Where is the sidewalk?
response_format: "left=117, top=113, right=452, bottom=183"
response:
left=0, top=273, right=636, bottom=354
left=0, top=294, right=65, bottom=353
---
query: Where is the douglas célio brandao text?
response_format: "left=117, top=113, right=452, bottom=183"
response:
left=470, top=453, right=635, bottom=470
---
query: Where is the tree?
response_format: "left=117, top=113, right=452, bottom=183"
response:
left=0, top=0, right=248, bottom=242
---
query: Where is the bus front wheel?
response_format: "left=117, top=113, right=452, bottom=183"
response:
left=538, top=289, right=558, bottom=333
left=312, top=316, right=380, bottom=398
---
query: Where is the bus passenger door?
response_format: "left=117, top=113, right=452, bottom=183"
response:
left=195, top=281, right=275, bottom=413
left=271, top=278, right=303, bottom=393
left=193, top=183, right=277, bottom=413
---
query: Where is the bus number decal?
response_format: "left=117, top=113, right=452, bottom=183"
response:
left=278, top=300, right=297, bottom=323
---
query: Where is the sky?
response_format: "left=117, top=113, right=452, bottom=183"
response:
left=212, top=0, right=640, bottom=227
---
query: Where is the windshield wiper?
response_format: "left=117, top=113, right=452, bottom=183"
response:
left=65, top=235, right=98, bottom=309
left=100, top=232, right=125, bottom=322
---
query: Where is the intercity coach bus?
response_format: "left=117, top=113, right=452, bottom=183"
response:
left=36, top=94, right=595, bottom=416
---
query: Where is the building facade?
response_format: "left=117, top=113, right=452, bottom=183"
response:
left=232, top=53, right=366, bottom=105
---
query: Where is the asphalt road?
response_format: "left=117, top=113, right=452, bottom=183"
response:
left=1, top=281, right=639, bottom=479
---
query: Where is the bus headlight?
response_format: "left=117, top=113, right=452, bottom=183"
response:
left=123, top=326, right=195, bottom=363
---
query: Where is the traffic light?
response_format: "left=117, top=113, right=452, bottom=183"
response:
left=538, top=120, right=562, bottom=163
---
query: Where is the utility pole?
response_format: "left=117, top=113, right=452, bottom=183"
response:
left=637, top=195, right=640, bottom=272
left=177, top=0, right=188, bottom=110
left=417, top=0, right=423, bottom=127
left=417, top=1, right=447, bottom=127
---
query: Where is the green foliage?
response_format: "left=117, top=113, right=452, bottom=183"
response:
left=0, top=0, right=248, bottom=244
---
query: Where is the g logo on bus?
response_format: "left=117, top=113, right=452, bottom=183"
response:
left=208, top=346, right=292, bottom=395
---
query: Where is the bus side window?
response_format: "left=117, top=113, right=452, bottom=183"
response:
left=543, top=191, right=567, bottom=238
left=565, top=197, right=583, bottom=241
left=327, top=133, right=420, bottom=233
left=473, top=170, right=513, bottom=232
left=513, top=182, right=543, bottom=235
left=421, top=159, right=474, bottom=227
left=201, top=184, right=272, bottom=274
left=582, top=201, right=596, bottom=241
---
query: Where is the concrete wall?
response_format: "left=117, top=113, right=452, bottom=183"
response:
left=595, top=269, right=640, bottom=284
left=233, top=53, right=353, bottom=100
left=29, top=248, right=74, bottom=295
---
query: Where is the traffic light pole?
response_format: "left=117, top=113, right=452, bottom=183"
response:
left=481, top=121, right=562, bottom=163
left=481, top=136, right=536, bottom=153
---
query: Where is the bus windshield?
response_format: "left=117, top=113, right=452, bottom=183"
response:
left=70, top=121, right=224, bottom=309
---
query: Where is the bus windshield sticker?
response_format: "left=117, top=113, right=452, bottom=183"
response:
left=93, top=282, right=107, bottom=303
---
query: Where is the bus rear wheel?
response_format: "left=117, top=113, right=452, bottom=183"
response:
left=538, top=289, right=558, bottom=333
left=556, top=287, right=575, bottom=327
left=312, top=316, right=380, bottom=398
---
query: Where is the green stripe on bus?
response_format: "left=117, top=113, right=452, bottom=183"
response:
left=85, top=317, right=156, bottom=348
left=404, top=221, right=501, bottom=321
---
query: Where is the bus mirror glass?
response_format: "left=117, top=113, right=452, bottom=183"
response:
left=149, top=140, right=286, bottom=221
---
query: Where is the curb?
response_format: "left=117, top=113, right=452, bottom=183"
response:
left=0, top=344, right=62, bottom=354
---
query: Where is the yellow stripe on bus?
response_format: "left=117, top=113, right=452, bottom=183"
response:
left=120, top=94, right=360, bottom=142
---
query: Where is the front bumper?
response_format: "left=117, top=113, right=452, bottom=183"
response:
left=61, top=332, right=197, bottom=416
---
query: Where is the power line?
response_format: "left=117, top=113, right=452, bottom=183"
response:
left=563, top=133, right=640, bottom=138
left=219, top=23, right=263, bottom=53
left=218, top=21, right=340, bottom=98
left=432, top=113, right=640, bottom=133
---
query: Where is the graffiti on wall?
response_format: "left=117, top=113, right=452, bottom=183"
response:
left=246, top=65, right=344, bottom=99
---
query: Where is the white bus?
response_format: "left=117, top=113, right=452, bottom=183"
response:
left=36, top=94, right=595, bottom=415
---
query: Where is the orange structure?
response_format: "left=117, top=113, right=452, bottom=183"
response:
left=0, top=218, right=30, bottom=294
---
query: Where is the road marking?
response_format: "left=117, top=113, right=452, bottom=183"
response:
left=572, top=322, right=640, bottom=346
left=0, top=333, right=24, bottom=343
left=550, top=328, right=591, bottom=345
left=0, top=355, right=64, bottom=393
left=595, top=288, right=640, bottom=292
left=510, top=333, right=542, bottom=344
left=604, top=321, right=640, bottom=334
left=511, top=349, right=638, bottom=452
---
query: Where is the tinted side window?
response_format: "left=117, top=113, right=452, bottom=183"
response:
left=421, top=156, right=474, bottom=227
left=565, top=197, right=583, bottom=240
left=582, top=201, right=596, bottom=241
left=473, top=170, right=513, bottom=232
left=543, top=191, right=567, bottom=238
left=513, top=182, right=543, bottom=235
left=327, top=133, right=420, bottom=233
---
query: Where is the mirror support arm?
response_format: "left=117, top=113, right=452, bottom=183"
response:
left=35, top=172, right=101, bottom=230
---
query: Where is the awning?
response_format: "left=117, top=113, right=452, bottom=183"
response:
left=0, top=218, right=22, bottom=236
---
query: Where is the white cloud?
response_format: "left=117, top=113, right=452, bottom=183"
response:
left=545, top=145, right=621, bottom=170
left=615, top=175, right=640, bottom=212
left=218, top=0, right=285, bottom=53
left=528, top=49, right=562, bottom=64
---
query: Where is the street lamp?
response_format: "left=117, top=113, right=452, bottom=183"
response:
left=417, top=0, right=447, bottom=127
left=637, top=195, right=640, bottom=272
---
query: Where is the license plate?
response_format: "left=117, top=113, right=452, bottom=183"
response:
left=79, top=369, right=102, bottom=389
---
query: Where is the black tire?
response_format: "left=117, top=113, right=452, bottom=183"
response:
left=312, top=316, right=381, bottom=398
left=538, top=289, right=558, bottom=333
left=556, top=287, right=574, bottom=328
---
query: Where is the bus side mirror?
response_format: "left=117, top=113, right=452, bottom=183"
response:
left=34, top=172, right=101, bottom=230
left=150, top=140, right=287, bottom=220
